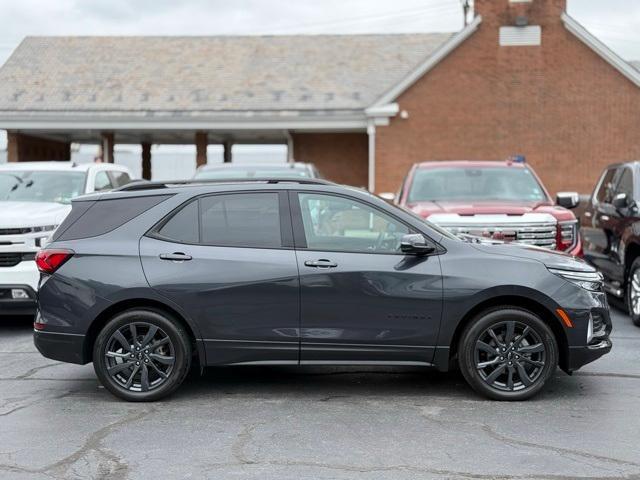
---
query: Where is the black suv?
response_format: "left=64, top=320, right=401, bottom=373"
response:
left=34, top=179, right=611, bottom=401
left=582, top=161, right=640, bottom=326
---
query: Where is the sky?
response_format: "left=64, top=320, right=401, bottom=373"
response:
left=1, top=0, right=640, bottom=150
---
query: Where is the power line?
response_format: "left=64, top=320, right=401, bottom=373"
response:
left=255, top=1, right=460, bottom=35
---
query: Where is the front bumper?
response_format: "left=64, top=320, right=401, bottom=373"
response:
left=34, top=329, right=86, bottom=365
left=0, top=259, right=40, bottom=316
left=567, top=339, right=612, bottom=371
left=564, top=304, right=613, bottom=371
left=0, top=284, right=37, bottom=316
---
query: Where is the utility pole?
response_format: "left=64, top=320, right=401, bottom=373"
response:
left=461, top=0, right=471, bottom=26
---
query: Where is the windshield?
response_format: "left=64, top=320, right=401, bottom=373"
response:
left=195, top=166, right=309, bottom=180
left=408, top=167, right=547, bottom=203
left=0, top=170, right=86, bottom=204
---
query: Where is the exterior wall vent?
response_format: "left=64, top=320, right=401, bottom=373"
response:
left=499, top=25, right=541, bottom=46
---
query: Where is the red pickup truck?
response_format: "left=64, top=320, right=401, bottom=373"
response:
left=384, top=160, right=582, bottom=256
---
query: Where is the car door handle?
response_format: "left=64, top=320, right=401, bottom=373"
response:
left=159, top=252, right=192, bottom=261
left=304, top=259, right=337, bottom=268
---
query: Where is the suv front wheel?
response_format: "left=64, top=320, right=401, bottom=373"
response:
left=93, top=309, right=192, bottom=401
left=458, top=307, right=558, bottom=401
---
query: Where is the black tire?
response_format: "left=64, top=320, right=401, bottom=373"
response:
left=458, top=307, right=558, bottom=401
left=626, top=258, right=640, bottom=327
left=93, top=308, right=192, bottom=402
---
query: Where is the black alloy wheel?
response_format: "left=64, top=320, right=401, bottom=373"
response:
left=459, top=307, right=558, bottom=401
left=93, top=309, right=191, bottom=401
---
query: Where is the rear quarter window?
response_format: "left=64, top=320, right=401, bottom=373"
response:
left=55, top=195, right=170, bottom=241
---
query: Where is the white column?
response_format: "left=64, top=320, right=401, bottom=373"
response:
left=285, top=130, right=294, bottom=163
left=367, top=120, right=376, bottom=192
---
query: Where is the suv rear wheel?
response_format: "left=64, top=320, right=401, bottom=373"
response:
left=93, top=309, right=191, bottom=401
left=458, top=307, right=558, bottom=401
left=626, top=258, right=640, bottom=327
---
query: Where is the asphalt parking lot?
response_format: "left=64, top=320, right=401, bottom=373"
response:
left=0, top=308, right=638, bottom=480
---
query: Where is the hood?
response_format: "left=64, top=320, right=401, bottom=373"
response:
left=407, top=199, right=572, bottom=217
left=469, top=242, right=594, bottom=272
left=0, top=201, right=71, bottom=229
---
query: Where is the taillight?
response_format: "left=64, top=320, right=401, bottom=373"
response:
left=35, top=249, right=74, bottom=274
left=556, top=220, right=578, bottom=252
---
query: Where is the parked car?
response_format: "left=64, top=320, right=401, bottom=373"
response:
left=582, top=161, right=640, bottom=326
left=0, top=161, right=133, bottom=316
left=194, top=162, right=322, bottom=180
left=383, top=160, right=582, bottom=256
left=33, top=178, right=611, bottom=401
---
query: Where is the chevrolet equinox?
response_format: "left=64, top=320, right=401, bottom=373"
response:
left=34, top=179, right=612, bottom=401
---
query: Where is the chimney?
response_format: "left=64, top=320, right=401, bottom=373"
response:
left=474, top=0, right=566, bottom=26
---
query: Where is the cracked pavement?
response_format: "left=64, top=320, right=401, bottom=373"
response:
left=0, top=308, right=639, bottom=479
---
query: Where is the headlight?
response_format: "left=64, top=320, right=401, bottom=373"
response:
left=548, top=268, right=603, bottom=291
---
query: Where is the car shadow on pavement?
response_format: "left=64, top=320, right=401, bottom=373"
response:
left=167, top=364, right=583, bottom=403
left=0, top=315, right=34, bottom=331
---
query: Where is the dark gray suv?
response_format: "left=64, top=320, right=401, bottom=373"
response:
left=34, top=179, right=612, bottom=401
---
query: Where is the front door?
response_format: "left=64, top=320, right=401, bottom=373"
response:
left=291, top=191, right=443, bottom=365
left=583, top=167, right=618, bottom=277
left=140, top=190, right=300, bottom=365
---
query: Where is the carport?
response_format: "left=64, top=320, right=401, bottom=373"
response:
left=0, top=34, right=452, bottom=189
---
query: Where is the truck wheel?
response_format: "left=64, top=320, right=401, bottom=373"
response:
left=93, top=308, right=192, bottom=401
left=626, top=258, right=640, bottom=327
left=458, top=307, right=558, bottom=401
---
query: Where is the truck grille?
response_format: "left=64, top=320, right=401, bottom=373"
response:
left=0, top=253, right=23, bottom=267
left=427, top=214, right=559, bottom=249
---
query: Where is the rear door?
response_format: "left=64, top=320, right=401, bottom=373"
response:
left=291, top=190, right=443, bottom=365
left=140, top=190, right=300, bottom=365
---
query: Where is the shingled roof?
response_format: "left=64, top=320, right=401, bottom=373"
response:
left=0, top=34, right=453, bottom=115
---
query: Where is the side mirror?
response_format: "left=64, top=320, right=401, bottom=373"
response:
left=556, top=192, right=580, bottom=209
left=400, top=234, right=435, bottom=255
left=379, top=192, right=396, bottom=202
left=612, top=192, right=631, bottom=210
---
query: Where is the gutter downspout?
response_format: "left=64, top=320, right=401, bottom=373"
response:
left=367, top=120, right=376, bottom=192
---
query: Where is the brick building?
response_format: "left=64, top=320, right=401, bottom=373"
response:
left=0, top=0, right=639, bottom=194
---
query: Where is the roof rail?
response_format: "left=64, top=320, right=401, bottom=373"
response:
left=115, top=177, right=334, bottom=192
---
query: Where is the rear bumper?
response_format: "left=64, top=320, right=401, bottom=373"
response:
left=0, top=284, right=37, bottom=316
left=567, top=339, right=612, bottom=371
left=33, top=330, right=86, bottom=365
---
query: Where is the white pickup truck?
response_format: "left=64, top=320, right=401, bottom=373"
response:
left=0, top=161, right=134, bottom=316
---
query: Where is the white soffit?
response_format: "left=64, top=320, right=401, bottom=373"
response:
left=499, top=26, right=541, bottom=46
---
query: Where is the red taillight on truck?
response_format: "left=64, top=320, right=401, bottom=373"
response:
left=556, top=220, right=578, bottom=252
left=35, top=249, right=74, bottom=274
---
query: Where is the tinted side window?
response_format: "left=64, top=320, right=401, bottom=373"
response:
left=57, top=195, right=170, bottom=241
left=595, top=169, right=617, bottom=204
left=94, top=171, right=114, bottom=192
left=200, top=193, right=281, bottom=247
left=156, top=200, right=199, bottom=244
left=615, top=168, right=633, bottom=198
left=111, top=171, right=132, bottom=187
left=298, top=193, right=410, bottom=253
